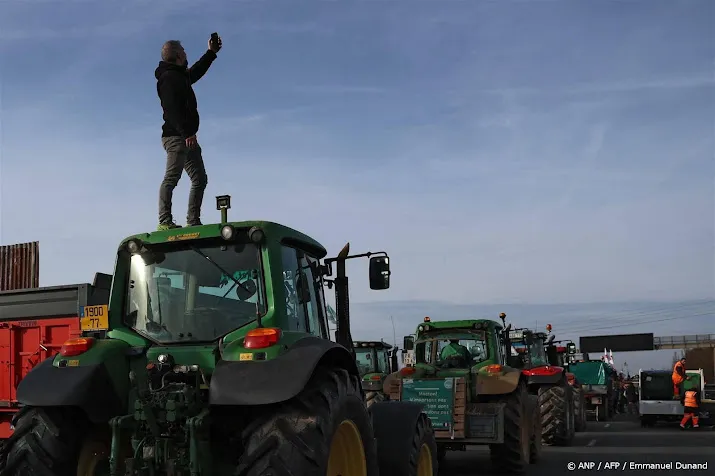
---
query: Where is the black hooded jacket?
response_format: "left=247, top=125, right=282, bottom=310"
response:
left=155, top=49, right=217, bottom=138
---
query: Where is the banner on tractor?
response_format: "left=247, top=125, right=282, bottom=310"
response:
left=401, top=378, right=455, bottom=430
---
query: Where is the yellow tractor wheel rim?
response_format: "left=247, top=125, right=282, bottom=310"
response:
left=417, top=443, right=433, bottom=476
left=76, top=438, right=110, bottom=476
left=327, top=419, right=367, bottom=476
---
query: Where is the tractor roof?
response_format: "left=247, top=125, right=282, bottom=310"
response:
left=354, top=341, right=393, bottom=350
left=119, top=220, right=327, bottom=258
left=416, top=318, right=501, bottom=334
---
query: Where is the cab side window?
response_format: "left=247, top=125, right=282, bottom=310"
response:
left=495, top=329, right=507, bottom=364
left=297, top=253, right=324, bottom=337
left=303, top=255, right=329, bottom=338
left=281, top=246, right=307, bottom=332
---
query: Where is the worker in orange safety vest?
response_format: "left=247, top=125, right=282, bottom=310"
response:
left=679, top=387, right=701, bottom=430
left=671, top=358, right=689, bottom=397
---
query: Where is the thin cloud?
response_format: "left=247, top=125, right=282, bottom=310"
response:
left=479, top=74, right=715, bottom=96
left=289, top=85, right=387, bottom=95
left=0, top=2, right=195, bottom=41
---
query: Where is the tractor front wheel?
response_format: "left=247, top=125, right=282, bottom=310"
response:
left=489, top=380, right=531, bottom=474
left=236, top=367, right=379, bottom=476
left=0, top=406, right=112, bottom=476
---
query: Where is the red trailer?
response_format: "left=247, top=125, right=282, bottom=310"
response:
left=0, top=273, right=110, bottom=438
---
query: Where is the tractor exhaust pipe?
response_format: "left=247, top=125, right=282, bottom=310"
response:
left=333, top=243, right=355, bottom=358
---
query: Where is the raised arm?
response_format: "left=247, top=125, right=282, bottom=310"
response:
left=188, top=49, right=217, bottom=84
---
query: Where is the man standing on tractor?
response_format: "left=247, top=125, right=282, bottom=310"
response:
left=155, top=34, right=222, bottom=231
left=672, top=357, right=689, bottom=398
left=440, top=339, right=471, bottom=367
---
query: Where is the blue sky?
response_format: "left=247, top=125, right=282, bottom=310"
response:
left=0, top=0, right=713, bottom=369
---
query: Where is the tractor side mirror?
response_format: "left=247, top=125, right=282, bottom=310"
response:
left=567, top=343, right=576, bottom=354
left=403, top=335, right=415, bottom=351
left=369, top=256, right=390, bottom=290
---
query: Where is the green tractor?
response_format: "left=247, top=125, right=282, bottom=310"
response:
left=0, top=195, right=438, bottom=476
left=386, top=317, right=542, bottom=474
left=354, top=341, right=399, bottom=407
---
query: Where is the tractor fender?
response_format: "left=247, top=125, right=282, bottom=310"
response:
left=524, top=366, right=566, bottom=386
left=209, top=337, right=358, bottom=406
left=15, top=356, right=125, bottom=423
left=474, top=368, right=524, bottom=395
left=370, top=401, right=430, bottom=473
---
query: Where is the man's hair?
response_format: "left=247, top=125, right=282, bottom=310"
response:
left=161, top=40, right=183, bottom=62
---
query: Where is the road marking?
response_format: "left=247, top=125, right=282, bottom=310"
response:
left=540, top=447, right=713, bottom=455
left=587, top=439, right=597, bottom=447
left=604, top=423, right=610, bottom=428
left=576, top=431, right=713, bottom=437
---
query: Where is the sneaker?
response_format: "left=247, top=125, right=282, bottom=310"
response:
left=157, top=221, right=182, bottom=231
left=186, top=220, right=203, bottom=227
left=680, top=424, right=686, bottom=430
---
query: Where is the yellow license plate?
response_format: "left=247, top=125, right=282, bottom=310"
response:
left=80, top=305, right=109, bottom=331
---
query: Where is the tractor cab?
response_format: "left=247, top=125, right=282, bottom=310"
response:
left=354, top=341, right=397, bottom=378
left=506, top=328, right=550, bottom=370
left=354, top=340, right=399, bottom=406
left=401, top=317, right=498, bottom=378
left=546, top=340, right=578, bottom=367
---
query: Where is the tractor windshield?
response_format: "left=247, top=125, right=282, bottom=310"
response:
left=355, top=348, right=376, bottom=374
left=124, top=241, right=266, bottom=343
left=418, top=331, right=488, bottom=367
left=527, top=339, right=548, bottom=366
left=509, top=333, right=548, bottom=368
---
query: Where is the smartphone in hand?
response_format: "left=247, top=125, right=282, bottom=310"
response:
left=210, top=32, right=222, bottom=52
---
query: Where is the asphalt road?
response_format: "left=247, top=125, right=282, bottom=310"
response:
left=440, top=415, right=714, bottom=475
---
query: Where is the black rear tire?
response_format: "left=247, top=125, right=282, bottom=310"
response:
left=539, top=382, right=574, bottom=446
left=528, top=395, right=542, bottom=464
left=0, top=407, right=88, bottom=476
left=573, top=387, right=587, bottom=432
left=489, top=380, right=531, bottom=474
left=236, top=367, right=380, bottom=476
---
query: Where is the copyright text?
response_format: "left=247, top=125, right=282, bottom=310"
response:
left=567, top=461, right=708, bottom=471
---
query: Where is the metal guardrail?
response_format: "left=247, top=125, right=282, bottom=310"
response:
left=654, top=334, right=715, bottom=349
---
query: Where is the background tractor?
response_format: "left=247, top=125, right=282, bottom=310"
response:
left=385, top=316, right=542, bottom=474
left=0, top=194, right=438, bottom=476
left=354, top=340, right=399, bottom=407
left=545, top=338, right=587, bottom=431
left=566, top=354, right=618, bottom=421
left=501, top=316, right=576, bottom=446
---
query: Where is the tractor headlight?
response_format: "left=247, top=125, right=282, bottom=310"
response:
left=248, top=226, right=265, bottom=243
left=126, top=239, right=142, bottom=254
left=221, top=225, right=235, bottom=240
